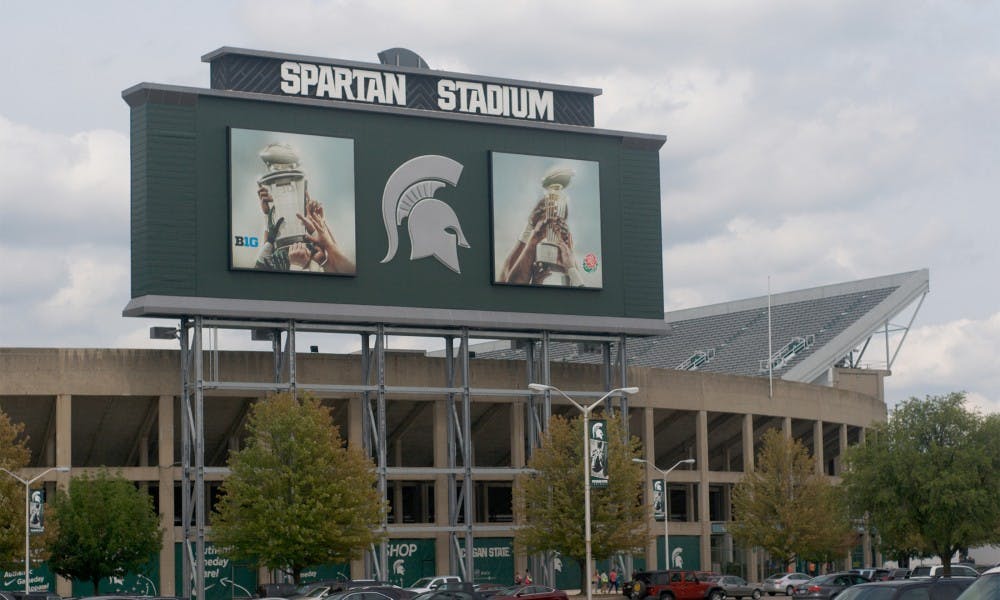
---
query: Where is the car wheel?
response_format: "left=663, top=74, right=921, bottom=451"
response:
left=786, top=588, right=794, bottom=597
left=709, top=590, right=725, bottom=600
left=752, top=591, right=762, bottom=600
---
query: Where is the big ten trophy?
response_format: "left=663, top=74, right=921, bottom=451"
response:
left=258, top=143, right=310, bottom=261
left=534, top=167, right=574, bottom=283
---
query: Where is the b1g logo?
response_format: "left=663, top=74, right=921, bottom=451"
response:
left=234, top=235, right=260, bottom=248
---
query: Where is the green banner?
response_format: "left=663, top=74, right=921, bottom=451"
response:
left=589, top=419, right=608, bottom=489
left=299, top=563, right=350, bottom=584
left=652, top=480, right=665, bottom=521
left=376, top=539, right=436, bottom=588
left=69, top=553, right=159, bottom=596
left=174, top=542, right=258, bottom=600
left=553, top=551, right=581, bottom=591
left=658, top=535, right=700, bottom=571
left=458, top=537, right=514, bottom=585
left=1, top=564, right=56, bottom=593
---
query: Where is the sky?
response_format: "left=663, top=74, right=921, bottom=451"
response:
left=1, top=0, right=998, bottom=413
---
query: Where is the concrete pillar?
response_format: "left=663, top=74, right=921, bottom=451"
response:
left=697, top=410, right=711, bottom=571
left=813, top=420, right=824, bottom=476
left=348, top=395, right=363, bottom=448
left=158, top=395, right=176, bottom=595
left=742, top=414, right=754, bottom=474
left=511, top=401, right=525, bottom=468
left=838, top=424, right=848, bottom=475
left=783, top=416, right=792, bottom=439
left=55, top=394, right=72, bottom=597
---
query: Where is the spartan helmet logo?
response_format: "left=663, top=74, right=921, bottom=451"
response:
left=381, top=155, right=468, bottom=273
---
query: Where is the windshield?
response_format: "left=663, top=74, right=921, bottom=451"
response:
left=836, top=587, right=900, bottom=600
left=911, top=568, right=932, bottom=577
left=957, top=574, right=1000, bottom=600
left=411, top=579, right=435, bottom=589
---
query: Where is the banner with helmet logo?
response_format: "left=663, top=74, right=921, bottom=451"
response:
left=589, top=419, right=609, bottom=489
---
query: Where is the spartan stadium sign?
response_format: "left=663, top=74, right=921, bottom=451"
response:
left=204, top=47, right=599, bottom=126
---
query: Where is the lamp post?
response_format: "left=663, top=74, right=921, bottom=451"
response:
left=528, top=383, right=639, bottom=600
left=0, top=466, right=70, bottom=594
left=632, top=458, right=695, bottom=570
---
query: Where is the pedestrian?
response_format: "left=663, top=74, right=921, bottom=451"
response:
left=610, top=569, right=618, bottom=593
left=593, top=571, right=600, bottom=592
left=515, top=572, right=522, bottom=585
left=525, top=571, right=533, bottom=585
left=600, top=571, right=609, bottom=593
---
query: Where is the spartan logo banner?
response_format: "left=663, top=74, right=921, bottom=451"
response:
left=589, top=419, right=608, bottom=489
left=652, top=479, right=665, bottom=521
left=229, top=128, right=357, bottom=275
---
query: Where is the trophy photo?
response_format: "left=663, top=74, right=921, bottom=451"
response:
left=258, top=143, right=309, bottom=251
left=534, top=167, right=574, bottom=277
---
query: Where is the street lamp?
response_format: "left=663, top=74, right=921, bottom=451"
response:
left=632, top=458, right=695, bottom=570
left=528, top=383, right=639, bottom=600
left=0, top=466, right=70, bottom=594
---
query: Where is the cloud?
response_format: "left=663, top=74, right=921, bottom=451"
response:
left=886, top=313, right=1000, bottom=412
left=0, top=115, right=129, bottom=247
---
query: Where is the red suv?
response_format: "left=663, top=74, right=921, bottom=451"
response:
left=628, top=570, right=726, bottom=600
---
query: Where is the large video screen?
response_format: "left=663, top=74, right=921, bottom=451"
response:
left=491, top=152, right=603, bottom=289
left=229, top=128, right=357, bottom=275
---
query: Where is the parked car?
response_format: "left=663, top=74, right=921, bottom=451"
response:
left=491, top=585, right=568, bottom=600
left=792, top=573, right=870, bottom=600
left=834, top=577, right=975, bottom=600
left=955, top=565, right=1000, bottom=600
left=711, top=575, right=764, bottom=599
left=626, top=569, right=726, bottom=600
left=406, top=577, right=464, bottom=594
left=764, top=573, right=812, bottom=596
left=909, top=566, right=980, bottom=579
left=328, top=587, right=414, bottom=600
left=474, top=584, right=511, bottom=599
left=850, top=570, right=890, bottom=583
left=885, top=570, right=911, bottom=581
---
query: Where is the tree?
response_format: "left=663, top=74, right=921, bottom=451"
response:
left=46, top=471, right=162, bottom=595
left=0, top=408, right=31, bottom=570
left=842, top=392, right=1000, bottom=575
left=515, top=411, right=648, bottom=579
left=212, top=392, right=384, bottom=583
left=730, top=429, right=855, bottom=567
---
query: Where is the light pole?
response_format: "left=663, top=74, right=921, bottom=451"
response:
left=0, top=466, right=70, bottom=594
left=528, top=383, right=639, bottom=600
left=632, top=458, right=695, bottom=570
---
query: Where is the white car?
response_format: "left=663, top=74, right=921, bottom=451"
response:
left=763, top=573, right=811, bottom=596
left=406, top=576, right=463, bottom=594
left=957, top=566, right=1000, bottom=600
left=908, top=565, right=980, bottom=578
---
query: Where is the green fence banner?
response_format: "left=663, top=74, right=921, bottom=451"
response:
left=458, top=537, right=514, bottom=585
left=376, top=539, right=436, bottom=588
left=174, top=542, right=258, bottom=600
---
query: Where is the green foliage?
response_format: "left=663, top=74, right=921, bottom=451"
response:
left=730, top=430, right=855, bottom=566
left=843, top=392, right=1000, bottom=574
left=47, top=471, right=162, bottom=595
left=0, top=408, right=32, bottom=569
left=212, top=393, right=384, bottom=583
left=515, top=411, right=648, bottom=572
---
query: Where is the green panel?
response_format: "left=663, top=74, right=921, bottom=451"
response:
left=458, top=537, right=514, bottom=585
left=0, top=564, right=56, bottom=593
left=375, top=539, right=436, bottom=588
left=131, top=90, right=665, bottom=323
left=174, top=542, right=258, bottom=600
left=70, top=554, right=159, bottom=596
left=553, top=552, right=582, bottom=591
left=299, top=563, right=350, bottom=584
left=658, top=535, right=701, bottom=571
left=131, top=101, right=199, bottom=297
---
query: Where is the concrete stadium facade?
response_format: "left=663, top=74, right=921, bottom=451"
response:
left=0, top=346, right=887, bottom=596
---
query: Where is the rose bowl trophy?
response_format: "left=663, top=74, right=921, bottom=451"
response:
left=258, top=143, right=309, bottom=253
left=533, top=167, right=574, bottom=282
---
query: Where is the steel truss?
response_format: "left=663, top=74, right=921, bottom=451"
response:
left=176, top=317, right=632, bottom=596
